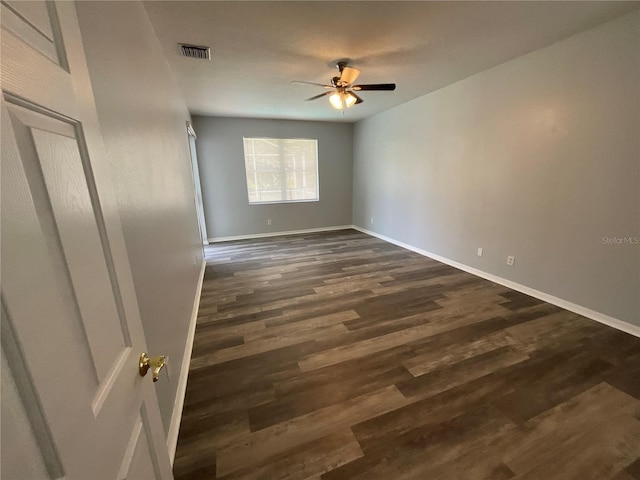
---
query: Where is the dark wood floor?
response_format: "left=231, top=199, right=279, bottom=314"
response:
left=173, top=229, right=640, bottom=480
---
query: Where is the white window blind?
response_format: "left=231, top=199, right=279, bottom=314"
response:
left=242, top=137, right=319, bottom=204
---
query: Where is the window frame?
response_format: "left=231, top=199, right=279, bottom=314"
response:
left=242, top=137, right=320, bottom=205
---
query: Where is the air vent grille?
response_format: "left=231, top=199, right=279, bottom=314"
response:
left=179, top=44, right=211, bottom=60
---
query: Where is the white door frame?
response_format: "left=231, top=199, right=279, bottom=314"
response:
left=186, top=122, right=209, bottom=245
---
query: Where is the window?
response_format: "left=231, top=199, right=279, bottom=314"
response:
left=243, top=137, right=319, bottom=204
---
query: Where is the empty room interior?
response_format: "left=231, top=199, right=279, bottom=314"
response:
left=1, top=1, right=640, bottom=479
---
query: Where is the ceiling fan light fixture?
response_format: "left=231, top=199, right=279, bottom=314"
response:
left=329, top=92, right=343, bottom=110
left=344, top=92, right=357, bottom=108
left=329, top=91, right=357, bottom=110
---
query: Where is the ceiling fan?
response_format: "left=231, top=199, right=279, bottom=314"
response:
left=292, top=61, right=396, bottom=110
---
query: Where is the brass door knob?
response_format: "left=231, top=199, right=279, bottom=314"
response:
left=139, top=353, right=167, bottom=382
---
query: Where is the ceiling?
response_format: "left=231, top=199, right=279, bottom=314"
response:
left=144, top=1, right=638, bottom=123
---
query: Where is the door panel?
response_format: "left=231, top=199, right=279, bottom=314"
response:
left=6, top=100, right=130, bottom=384
left=1, top=350, right=51, bottom=480
left=1, top=1, right=173, bottom=478
left=1, top=316, right=60, bottom=480
left=118, top=409, right=161, bottom=480
left=0, top=0, right=67, bottom=68
left=4, top=0, right=54, bottom=38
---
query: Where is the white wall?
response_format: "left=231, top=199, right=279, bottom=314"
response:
left=193, top=116, right=353, bottom=239
left=353, top=11, right=640, bottom=326
left=76, top=1, right=204, bottom=434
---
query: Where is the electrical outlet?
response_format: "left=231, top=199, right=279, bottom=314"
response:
left=267, top=219, right=272, bottom=225
left=370, top=217, right=374, bottom=225
left=507, top=255, right=515, bottom=266
left=477, top=247, right=483, bottom=257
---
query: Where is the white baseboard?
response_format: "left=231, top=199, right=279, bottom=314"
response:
left=352, top=225, right=640, bottom=338
left=167, top=258, right=206, bottom=464
left=208, top=225, right=353, bottom=243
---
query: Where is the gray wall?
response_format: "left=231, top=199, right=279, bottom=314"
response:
left=193, top=116, right=353, bottom=239
left=76, top=1, right=204, bottom=434
left=353, top=11, right=640, bottom=326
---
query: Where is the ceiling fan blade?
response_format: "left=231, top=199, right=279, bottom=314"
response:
left=352, top=83, right=396, bottom=91
left=291, top=80, right=334, bottom=88
left=350, top=92, right=364, bottom=104
left=305, top=91, right=333, bottom=101
left=339, top=67, right=360, bottom=86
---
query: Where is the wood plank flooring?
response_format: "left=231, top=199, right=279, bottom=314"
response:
left=173, top=229, right=640, bottom=480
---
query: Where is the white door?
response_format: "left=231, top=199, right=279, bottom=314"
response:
left=186, top=124, right=209, bottom=245
left=1, top=1, right=173, bottom=479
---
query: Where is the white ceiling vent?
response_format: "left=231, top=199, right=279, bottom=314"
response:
left=179, top=44, right=211, bottom=60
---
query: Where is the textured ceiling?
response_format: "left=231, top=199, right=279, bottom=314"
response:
left=144, top=1, right=638, bottom=123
